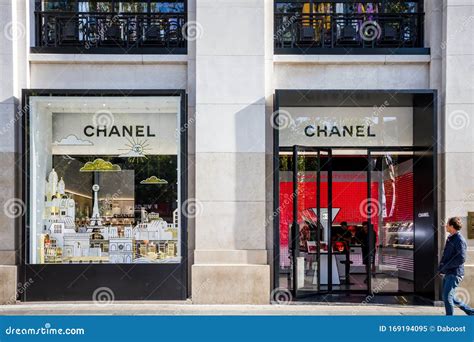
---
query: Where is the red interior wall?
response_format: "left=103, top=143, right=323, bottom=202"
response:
left=279, top=171, right=413, bottom=248
left=279, top=181, right=379, bottom=247
left=383, top=172, right=414, bottom=223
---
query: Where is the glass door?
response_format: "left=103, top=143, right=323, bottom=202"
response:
left=327, top=149, right=372, bottom=293
left=368, top=149, right=415, bottom=293
left=290, top=146, right=333, bottom=297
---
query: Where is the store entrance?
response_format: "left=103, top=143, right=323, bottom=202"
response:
left=273, top=89, right=438, bottom=302
left=278, top=146, right=416, bottom=299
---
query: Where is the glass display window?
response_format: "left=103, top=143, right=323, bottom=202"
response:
left=28, top=95, right=182, bottom=265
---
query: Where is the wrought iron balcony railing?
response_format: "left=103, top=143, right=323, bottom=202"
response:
left=274, top=12, right=426, bottom=54
left=33, top=11, right=187, bottom=54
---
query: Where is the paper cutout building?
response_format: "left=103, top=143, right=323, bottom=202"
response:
left=41, top=168, right=178, bottom=264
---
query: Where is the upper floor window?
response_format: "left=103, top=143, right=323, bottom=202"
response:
left=39, top=0, right=184, bottom=12
left=33, top=0, right=187, bottom=54
left=274, top=0, right=427, bottom=54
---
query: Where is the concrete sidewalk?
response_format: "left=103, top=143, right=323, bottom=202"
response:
left=0, top=302, right=462, bottom=316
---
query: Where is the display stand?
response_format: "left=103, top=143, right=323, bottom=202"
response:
left=312, top=253, right=340, bottom=285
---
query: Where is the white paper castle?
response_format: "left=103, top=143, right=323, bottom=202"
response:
left=44, top=168, right=76, bottom=230
left=41, top=168, right=179, bottom=264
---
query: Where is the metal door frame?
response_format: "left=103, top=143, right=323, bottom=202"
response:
left=290, top=145, right=334, bottom=298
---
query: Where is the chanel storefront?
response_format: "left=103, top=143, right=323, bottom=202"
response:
left=273, top=90, right=438, bottom=301
left=19, top=88, right=438, bottom=303
left=21, top=90, right=187, bottom=301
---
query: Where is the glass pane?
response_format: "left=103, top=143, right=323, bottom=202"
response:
left=43, top=1, right=76, bottom=11
left=274, top=1, right=419, bottom=14
left=278, top=151, right=293, bottom=290
left=284, top=150, right=330, bottom=293
left=383, top=1, right=418, bottom=13
left=116, top=2, right=148, bottom=13
left=29, top=96, right=181, bottom=264
left=295, top=151, right=321, bottom=292
left=151, top=2, right=185, bottom=13
left=86, top=1, right=113, bottom=12
left=329, top=150, right=370, bottom=291
left=275, top=3, right=304, bottom=14
left=371, top=151, right=414, bottom=293
left=42, top=1, right=187, bottom=13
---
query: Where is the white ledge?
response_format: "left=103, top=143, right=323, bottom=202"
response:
left=29, top=53, right=188, bottom=64
left=274, top=54, right=431, bottom=64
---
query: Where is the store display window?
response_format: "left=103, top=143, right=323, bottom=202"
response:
left=27, top=96, right=182, bottom=265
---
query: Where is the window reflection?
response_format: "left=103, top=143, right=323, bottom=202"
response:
left=151, top=2, right=185, bottom=13
left=274, top=1, right=422, bottom=49
left=275, top=1, right=420, bottom=14
left=39, top=1, right=185, bottom=13
left=29, top=96, right=182, bottom=265
left=42, top=1, right=76, bottom=11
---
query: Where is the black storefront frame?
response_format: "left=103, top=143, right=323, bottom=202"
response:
left=273, top=89, right=438, bottom=301
left=20, top=89, right=188, bottom=301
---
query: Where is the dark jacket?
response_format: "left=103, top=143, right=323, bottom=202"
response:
left=439, top=232, right=467, bottom=277
left=356, top=228, right=376, bottom=264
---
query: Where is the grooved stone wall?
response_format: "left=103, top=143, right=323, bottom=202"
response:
left=191, top=0, right=270, bottom=304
